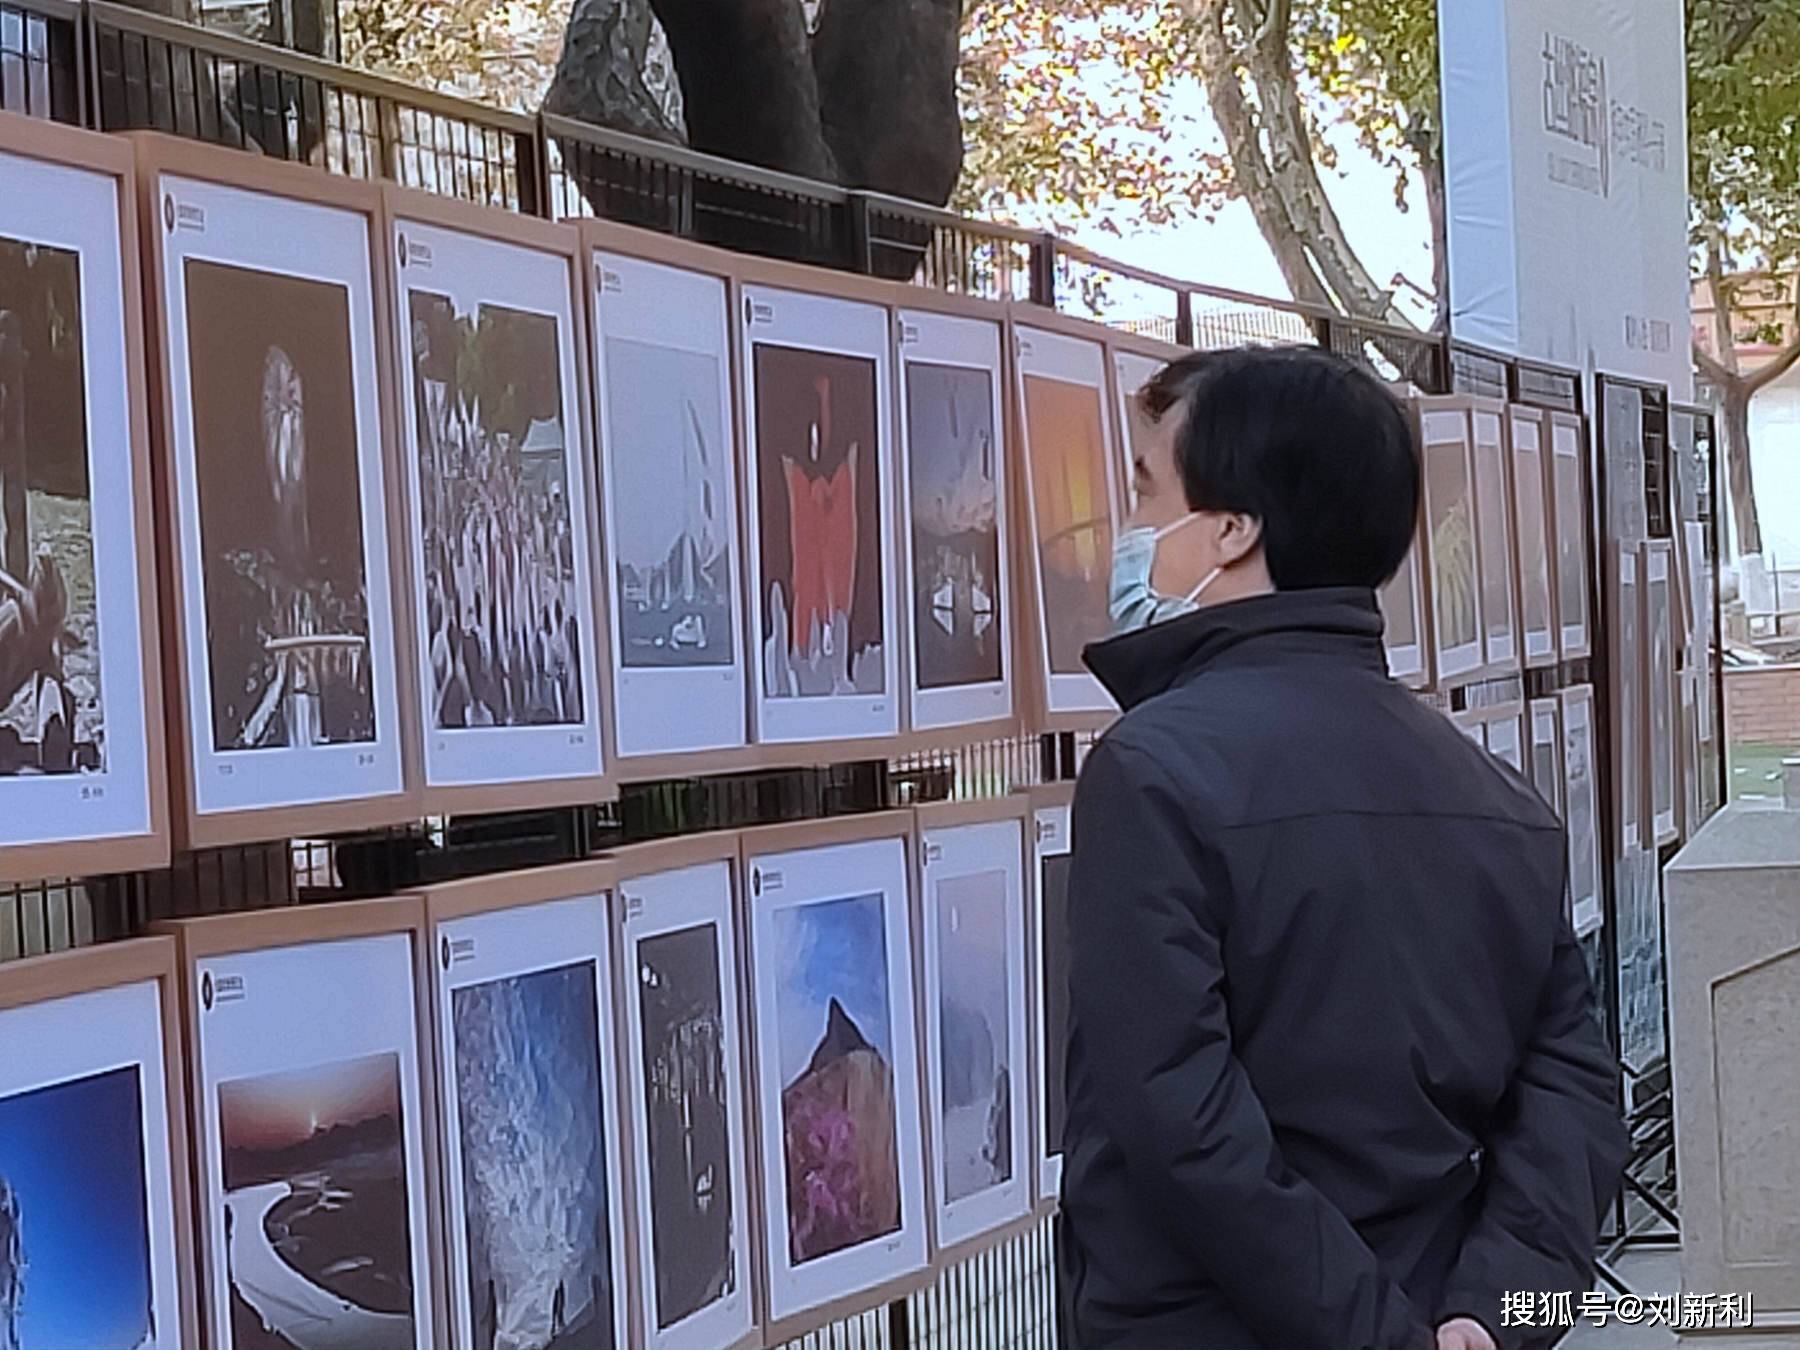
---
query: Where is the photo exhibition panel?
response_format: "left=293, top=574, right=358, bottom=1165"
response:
left=592, top=250, right=749, bottom=760
left=154, top=174, right=405, bottom=820
left=433, top=892, right=631, bottom=1350
left=742, top=287, right=899, bottom=745
left=392, top=217, right=605, bottom=791
left=0, top=143, right=158, bottom=865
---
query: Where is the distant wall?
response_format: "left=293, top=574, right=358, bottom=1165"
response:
left=1726, top=666, right=1800, bottom=745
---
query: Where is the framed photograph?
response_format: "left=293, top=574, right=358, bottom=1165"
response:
left=138, top=136, right=410, bottom=847
left=1029, top=788, right=1073, bottom=1206
left=742, top=818, right=930, bottom=1333
left=590, top=235, right=749, bottom=763
left=615, top=838, right=758, bottom=1350
left=1380, top=534, right=1432, bottom=689
left=1451, top=711, right=1484, bottom=746
left=1561, top=685, right=1603, bottom=938
left=915, top=800, right=1032, bottom=1260
left=1679, top=669, right=1702, bottom=841
left=388, top=194, right=606, bottom=812
left=1416, top=402, right=1483, bottom=683
left=740, top=283, right=898, bottom=747
left=897, top=308, right=1014, bottom=734
left=1644, top=541, right=1678, bottom=847
left=0, top=117, right=167, bottom=881
left=1109, top=340, right=1178, bottom=517
left=1547, top=412, right=1593, bottom=661
left=1014, top=320, right=1121, bottom=721
left=1614, top=545, right=1643, bottom=855
left=1528, top=697, right=1564, bottom=817
left=1484, top=704, right=1526, bottom=775
left=0, top=937, right=199, bottom=1349
left=420, top=863, right=631, bottom=1350
left=1508, top=406, right=1557, bottom=669
left=1470, top=401, right=1520, bottom=674
left=165, top=897, right=439, bottom=1350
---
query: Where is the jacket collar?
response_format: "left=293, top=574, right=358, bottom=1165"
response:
left=1083, top=587, right=1388, bottom=711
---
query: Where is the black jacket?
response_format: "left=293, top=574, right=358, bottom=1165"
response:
left=1059, top=589, right=1627, bottom=1350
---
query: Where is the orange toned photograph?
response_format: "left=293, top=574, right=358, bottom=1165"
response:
left=1022, top=375, right=1113, bottom=675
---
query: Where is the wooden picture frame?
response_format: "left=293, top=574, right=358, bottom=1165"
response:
left=1415, top=399, right=1484, bottom=684
left=415, top=859, right=633, bottom=1350
left=1469, top=399, right=1521, bottom=675
left=380, top=185, right=611, bottom=816
left=131, top=133, right=419, bottom=849
left=1010, top=310, right=1125, bottom=727
left=738, top=811, right=931, bottom=1340
left=895, top=301, right=1020, bottom=738
left=1643, top=540, right=1679, bottom=847
left=583, top=220, right=756, bottom=776
left=0, top=113, right=170, bottom=881
left=1561, top=685, right=1604, bottom=938
left=1028, top=781, right=1075, bottom=1211
left=1507, top=405, right=1558, bottom=669
left=1106, top=330, right=1184, bottom=518
left=1381, top=483, right=1434, bottom=691
left=1528, top=696, right=1564, bottom=818
left=1483, top=699, right=1527, bottom=775
left=157, top=895, right=446, bottom=1350
left=0, top=936, right=200, bottom=1348
left=912, top=795, right=1035, bottom=1269
left=737, top=266, right=903, bottom=750
left=612, top=833, right=761, bottom=1350
left=1613, top=543, right=1643, bottom=855
left=1547, top=411, right=1594, bottom=662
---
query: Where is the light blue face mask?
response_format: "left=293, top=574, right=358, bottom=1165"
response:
left=1109, top=516, right=1223, bottom=634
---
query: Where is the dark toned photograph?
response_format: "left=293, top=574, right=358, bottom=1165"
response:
left=0, top=234, right=104, bottom=778
left=770, top=893, right=902, bottom=1266
left=0, top=1066, right=155, bottom=1350
left=936, top=870, right=1013, bottom=1203
left=1039, top=851, right=1070, bottom=1161
left=1021, top=376, right=1112, bottom=675
left=410, top=293, right=583, bottom=731
left=217, top=1052, right=414, bottom=1349
left=185, top=259, right=376, bottom=754
left=605, top=338, right=735, bottom=670
left=453, top=961, right=616, bottom=1350
left=906, top=363, right=1001, bottom=691
left=638, top=924, right=735, bottom=1331
left=753, top=345, right=886, bottom=701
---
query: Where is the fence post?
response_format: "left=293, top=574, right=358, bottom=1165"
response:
left=1176, top=290, right=1195, bottom=347
left=848, top=192, right=874, bottom=276
left=1030, top=230, right=1058, bottom=308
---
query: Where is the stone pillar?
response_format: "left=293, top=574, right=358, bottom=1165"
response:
left=1666, top=797, right=1800, bottom=1344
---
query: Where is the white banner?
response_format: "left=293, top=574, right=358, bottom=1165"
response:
left=1439, top=0, right=1692, bottom=399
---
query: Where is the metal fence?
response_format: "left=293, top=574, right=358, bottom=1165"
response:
left=0, top=0, right=1692, bottom=1337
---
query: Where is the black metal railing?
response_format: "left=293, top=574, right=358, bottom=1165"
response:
left=0, top=0, right=79, bottom=121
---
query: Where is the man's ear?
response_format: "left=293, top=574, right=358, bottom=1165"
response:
left=1220, top=513, right=1264, bottom=566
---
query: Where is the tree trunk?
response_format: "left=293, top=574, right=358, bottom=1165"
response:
left=1721, top=379, right=1763, bottom=557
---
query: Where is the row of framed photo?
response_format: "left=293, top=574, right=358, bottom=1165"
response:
left=0, top=793, right=1082, bottom=1350
left=0, top=114, right=1170, bottom=878
left=1381, top=396, right=1596, bottom=690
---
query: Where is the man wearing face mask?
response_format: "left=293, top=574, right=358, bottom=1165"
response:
left=1058, top=347, right=1626, bottom=1350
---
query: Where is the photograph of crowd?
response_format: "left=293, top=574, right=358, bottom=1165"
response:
left=0, top=234, right=104, bottom=778
left=184, top=259, right=377, bottom=753
left=409, top=293, right=584, bottom=732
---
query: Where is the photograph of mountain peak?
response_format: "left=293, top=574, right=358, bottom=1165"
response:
left=770, top=893, right=902, bottom=1267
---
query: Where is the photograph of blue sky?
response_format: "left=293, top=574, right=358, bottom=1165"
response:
left=0, top=1065, right=154, bottom=1350
left=769, top=893, right=893, bottom=1089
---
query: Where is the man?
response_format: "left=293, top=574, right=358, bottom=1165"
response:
left=1060, top=347, right=1627, bottom=1350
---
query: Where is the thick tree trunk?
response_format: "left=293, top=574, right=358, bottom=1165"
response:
left=1721, top=379, right=1763, bottom=558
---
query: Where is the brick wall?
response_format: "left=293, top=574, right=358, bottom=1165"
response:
left=1726, top=666, right=1800, bottom=745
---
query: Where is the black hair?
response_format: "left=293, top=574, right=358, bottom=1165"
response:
left=1139, top=345, right=1419, bottom=591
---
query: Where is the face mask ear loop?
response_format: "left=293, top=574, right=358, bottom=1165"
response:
left=1185, top=565, right=1225, bottom=605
